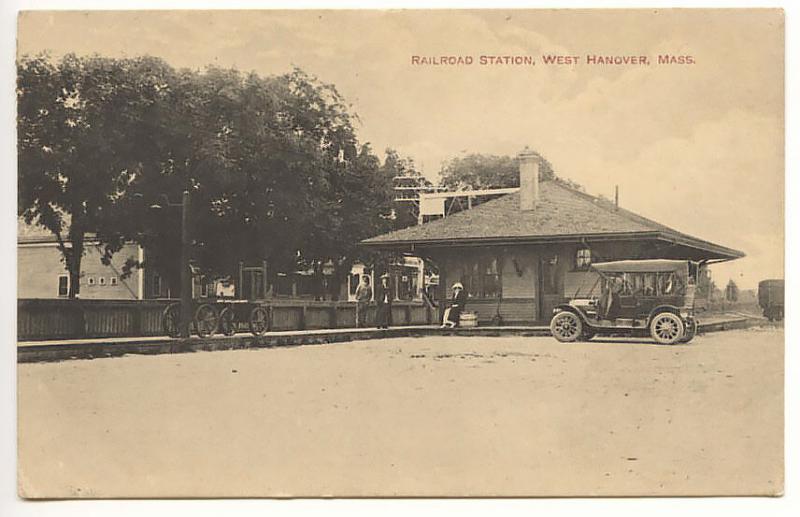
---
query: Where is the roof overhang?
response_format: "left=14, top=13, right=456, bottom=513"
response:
left=361, top=231, right=744, bottom=262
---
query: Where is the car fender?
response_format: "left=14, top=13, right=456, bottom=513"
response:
left=552, top=304, right=593, bottom=326
left=647, top=305, right=683, bottom=324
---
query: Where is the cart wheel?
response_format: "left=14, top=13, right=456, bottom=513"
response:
left=218, top=307, right=237, bottom=336
left=162, top=302, right=181, bottom=338
left=550, top=311, right=582, bottom=342
left=650, top=312, right=684, bottom=345
left=194, top=303, right=219, bottom=338
left=249, top=306, right=269, bottom=336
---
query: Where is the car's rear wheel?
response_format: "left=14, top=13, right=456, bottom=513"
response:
left=650, top=312, right=684, bottom=345
left=679, top=319, right=697, bottom=343
left=550, top=311, right=583, bottom=342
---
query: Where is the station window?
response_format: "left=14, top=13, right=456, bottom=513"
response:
left=576, top=248, right=592, bottom=269
left=87, top=277, right=96, bottom=286
left=57, top=275, right=69, bottom=297
left=483, top=257, right=501, bottom=298
left=109, top=276, right=118, bottom=286
left=459, top=257, right=501, bottom=299
left=98, top=276, right=106, bottom=286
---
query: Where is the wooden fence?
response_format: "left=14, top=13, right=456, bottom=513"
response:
left=17, top=298, right=436, bottom=342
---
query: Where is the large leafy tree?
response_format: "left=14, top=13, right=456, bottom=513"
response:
left=18, top=54, right=176, bottom=297
left=19, top=54, right=394, bottom=299
left=104, top=67, right=395, bottom=297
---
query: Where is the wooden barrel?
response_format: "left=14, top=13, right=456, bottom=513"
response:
left=460, top=312, right=478, bottom=328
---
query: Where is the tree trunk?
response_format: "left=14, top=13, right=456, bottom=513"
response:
left=67, top=234, right=84, bottom=299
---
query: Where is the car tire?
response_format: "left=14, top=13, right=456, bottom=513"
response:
left=650, top=312, right=684, bottom=345
left=550, top=311, right=583, bottom=343
left=679, top=319, right=697, bottom=344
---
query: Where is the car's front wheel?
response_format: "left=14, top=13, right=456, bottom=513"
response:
left=650, top=312, right=684, bottom=345
left=550, top=311, right=583, bottom=342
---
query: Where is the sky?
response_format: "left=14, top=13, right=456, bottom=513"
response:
left=17, top=9, right=784, bottom=289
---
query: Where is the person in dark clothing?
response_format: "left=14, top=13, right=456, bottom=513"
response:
left=375, top=274, right=393, bottom=329
left=441, top=282, right=467, bottom=328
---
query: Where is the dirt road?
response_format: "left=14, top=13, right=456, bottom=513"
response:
left=18, top=327, right=783, bottom=497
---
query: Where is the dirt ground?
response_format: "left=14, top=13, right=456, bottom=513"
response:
left=17, top=327, right=784, bottom=497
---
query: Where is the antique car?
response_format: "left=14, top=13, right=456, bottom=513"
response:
left=549, top=259, right=701, bottom=345
left=758, top=279, right=784, bottom=321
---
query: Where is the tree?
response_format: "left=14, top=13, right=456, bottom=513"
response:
left=439, top=152, right=555, bottom=191
left=18, top=54, right=176, bottom=297
left=381, top=149, right=430, bottom=230
left=19, top=55, right=396, bottom=300
left=696, top=267, right=717, bottom=303
left=725, top=279, right=739, bottom=303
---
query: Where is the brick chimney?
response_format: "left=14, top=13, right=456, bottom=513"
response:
left=517, top=146, right=540, bottom=211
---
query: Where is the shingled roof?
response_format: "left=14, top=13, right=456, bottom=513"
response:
left=363, top=181, right=744, bottom=261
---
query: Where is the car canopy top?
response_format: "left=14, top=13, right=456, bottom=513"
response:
left=591, top=259, right=691, bottom=274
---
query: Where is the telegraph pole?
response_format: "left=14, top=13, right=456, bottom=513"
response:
left=180, top=190, right=192, bottom=338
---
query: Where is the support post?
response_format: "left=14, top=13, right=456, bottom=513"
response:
left=180, top=190, right=192, bottom=338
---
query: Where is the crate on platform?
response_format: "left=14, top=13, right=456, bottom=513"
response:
left=460, top=312, right=478, bottom=328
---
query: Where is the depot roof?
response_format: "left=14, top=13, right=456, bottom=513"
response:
left=362, top=180, right=744, bottom=262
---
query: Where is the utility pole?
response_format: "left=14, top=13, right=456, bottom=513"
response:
left=180, top=190, right=192, bottom=338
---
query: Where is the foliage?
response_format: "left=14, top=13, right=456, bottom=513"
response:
left=725, top=279, right=739, bottom=303
left=18, top=54, right=177, bottom=297
left=18, top=54, right=395, bottom=299
left=696, top=267, right=717, bottom=301
left=381, top=149, right=431, bottom=230
left=439, top=152, right=555, bottom=191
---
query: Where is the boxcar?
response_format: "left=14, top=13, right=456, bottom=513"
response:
left=758, top=279, right=784, bottom=321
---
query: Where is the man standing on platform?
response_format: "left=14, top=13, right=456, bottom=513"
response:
left=375, top=273, right=393, bottom=329
left=355, top=275, right=373, bottom=328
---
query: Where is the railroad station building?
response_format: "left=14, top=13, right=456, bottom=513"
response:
left=362, top=149, right=744, bottom=325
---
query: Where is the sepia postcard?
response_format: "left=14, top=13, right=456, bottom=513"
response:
left=15, top=8, right=784, bottom=498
